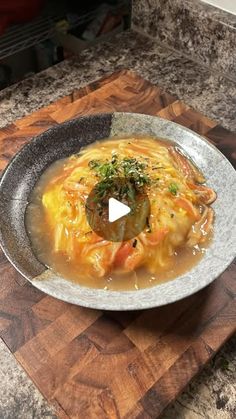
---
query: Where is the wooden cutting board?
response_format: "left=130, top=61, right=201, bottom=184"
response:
left=0, top=70, right=235, bottom=419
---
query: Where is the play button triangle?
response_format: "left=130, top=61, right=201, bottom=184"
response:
left=85, top=177, right=150, bottom=241
left=108, top=197, right=131, bottom=223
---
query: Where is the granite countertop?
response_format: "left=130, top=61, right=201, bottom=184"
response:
left=0, top=29, right=235, bottom=419
left=1, top=30, right=236, bottom=131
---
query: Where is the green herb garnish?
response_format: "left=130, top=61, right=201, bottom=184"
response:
left=168, top=183, right=179, bottom=196
left=89, top=156, right=151, bottom=202
left=89, top=159, right=100, bottom=169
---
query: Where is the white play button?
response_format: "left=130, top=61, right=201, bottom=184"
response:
left=108, top=197, right=131, bottom=223
left=86, top=177, right=150, bottom=241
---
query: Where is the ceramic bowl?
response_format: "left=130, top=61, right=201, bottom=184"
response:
left=0, top=112, right=235, bottom=310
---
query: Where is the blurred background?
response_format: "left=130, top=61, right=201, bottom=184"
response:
left=0, top=0, right=131, bottom=90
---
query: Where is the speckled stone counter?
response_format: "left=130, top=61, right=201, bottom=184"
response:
left=0, top=339, right=57, bottom=419
left=132, top=0, right=236, bottom=81
left=0, top=29, right=235, bottom=419
left=1, top=31, right=236, bottom=131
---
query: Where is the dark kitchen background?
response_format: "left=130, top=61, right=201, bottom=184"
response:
left=0, top=0, right=131, bottom=90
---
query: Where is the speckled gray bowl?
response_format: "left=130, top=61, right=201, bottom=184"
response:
left=0, top=112, right=236, bottom=310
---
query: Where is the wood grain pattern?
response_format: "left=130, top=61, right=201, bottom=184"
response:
left=0, top=70, right=235, bottom=418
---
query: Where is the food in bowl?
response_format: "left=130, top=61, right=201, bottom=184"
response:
left=26, top=136, right=216, bottom=290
